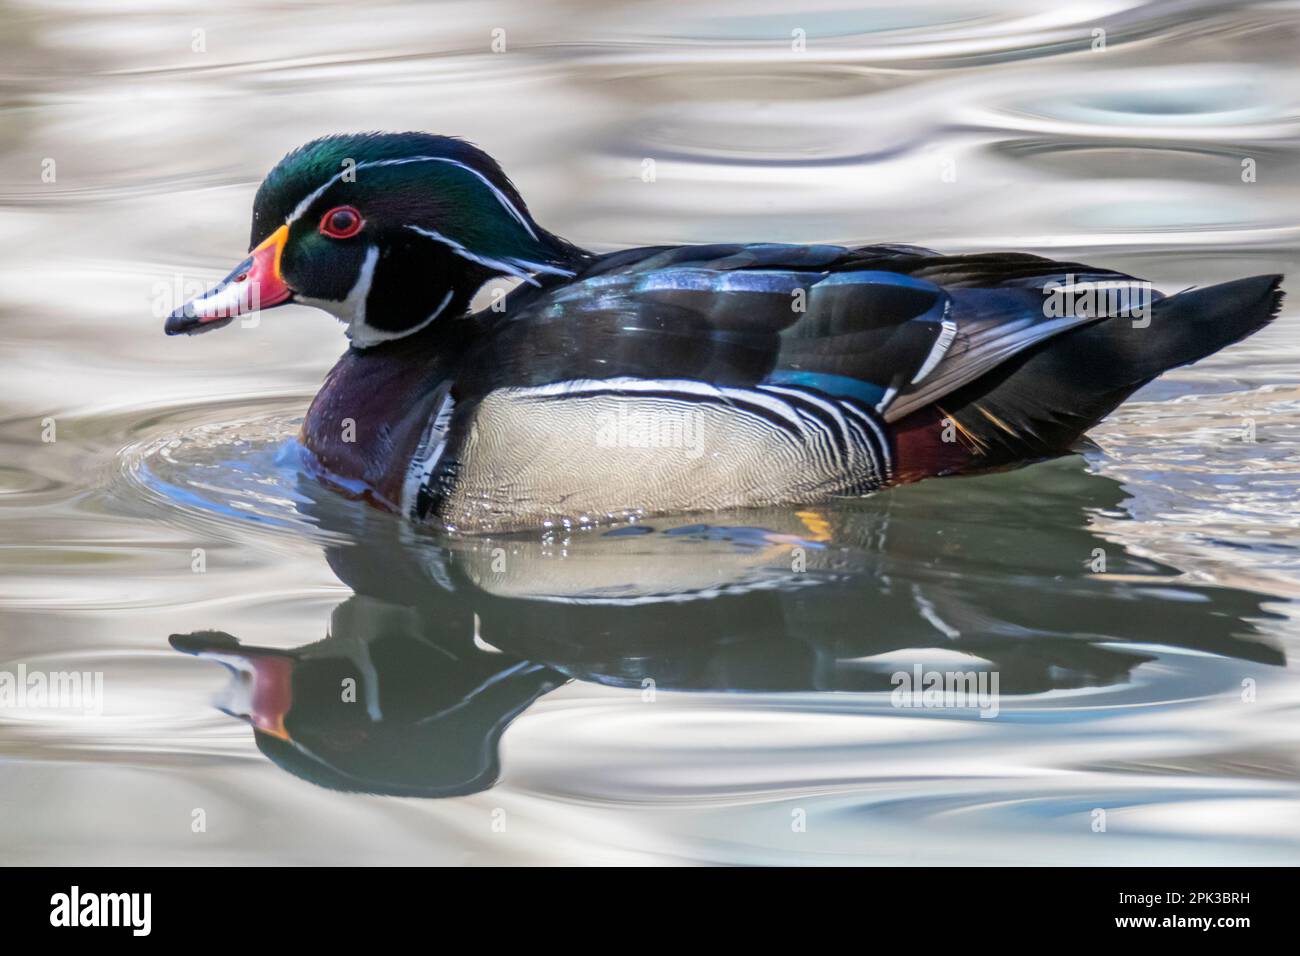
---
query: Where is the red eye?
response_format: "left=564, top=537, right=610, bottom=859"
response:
left=319, top=205, right=363, bottom=239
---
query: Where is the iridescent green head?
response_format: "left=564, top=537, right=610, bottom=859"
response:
left=166, top=132, right=583, bottom=346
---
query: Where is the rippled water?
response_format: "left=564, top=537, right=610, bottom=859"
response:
left=2, top=0, right=1299, bottom=864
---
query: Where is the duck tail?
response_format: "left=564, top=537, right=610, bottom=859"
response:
left=894, top=274, right=1285, bottom=474
left=1119, top=274, right=1284, bottom=378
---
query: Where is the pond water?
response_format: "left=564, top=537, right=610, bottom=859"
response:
left=1, top=0, right=1298, bottom=864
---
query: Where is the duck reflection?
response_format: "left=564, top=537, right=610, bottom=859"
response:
left=171, top=456, right=1284, bottom=797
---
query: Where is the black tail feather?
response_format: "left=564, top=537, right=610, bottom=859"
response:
left=944, top=274, right=1284, bottom=463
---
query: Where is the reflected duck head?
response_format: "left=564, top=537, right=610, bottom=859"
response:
left=170, top=605, right=563, bottom=798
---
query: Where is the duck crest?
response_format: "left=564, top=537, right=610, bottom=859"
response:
left=243, top=132, right=588, bottom=347
left=252, top=133, right=524, bottom=244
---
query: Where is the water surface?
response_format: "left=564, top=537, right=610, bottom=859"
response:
left=1, top=0, right=1299, bottom=864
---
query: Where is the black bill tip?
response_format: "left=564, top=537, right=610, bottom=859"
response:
left=165, top=307, right=233, bottom=336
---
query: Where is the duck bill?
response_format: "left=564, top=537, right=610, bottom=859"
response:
left=165, top=225, right=293, bottom=335
left=170, top=634, right=295, bottom=740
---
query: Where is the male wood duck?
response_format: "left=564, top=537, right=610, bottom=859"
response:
left=166, top=132, right=1285, bottom=534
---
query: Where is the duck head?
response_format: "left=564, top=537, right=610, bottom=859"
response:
left=165, top=132, right=583, bottom=347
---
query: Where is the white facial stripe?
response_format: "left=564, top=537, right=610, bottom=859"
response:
left=405, top=225, right=574, bottom=286
left=296, top=244, right=379, bottom=336
left=406, top=225, right=535, bottom=286
left=350, top=288, right=454, bottom=350
left=287, top=156, right=538, bottom=241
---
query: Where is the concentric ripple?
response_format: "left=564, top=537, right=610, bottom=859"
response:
left=109, top=398, right=347, bottom=548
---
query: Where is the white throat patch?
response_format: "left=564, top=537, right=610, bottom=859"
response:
left=296, top=243, right=456, bottom=349
left=296, top=245, right=382, bottom=346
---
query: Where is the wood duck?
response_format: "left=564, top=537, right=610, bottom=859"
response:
left=165, top=132, right=1285, bottom=534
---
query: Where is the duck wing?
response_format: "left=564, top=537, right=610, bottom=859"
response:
left=462, top=242, right=1152, bottom=422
